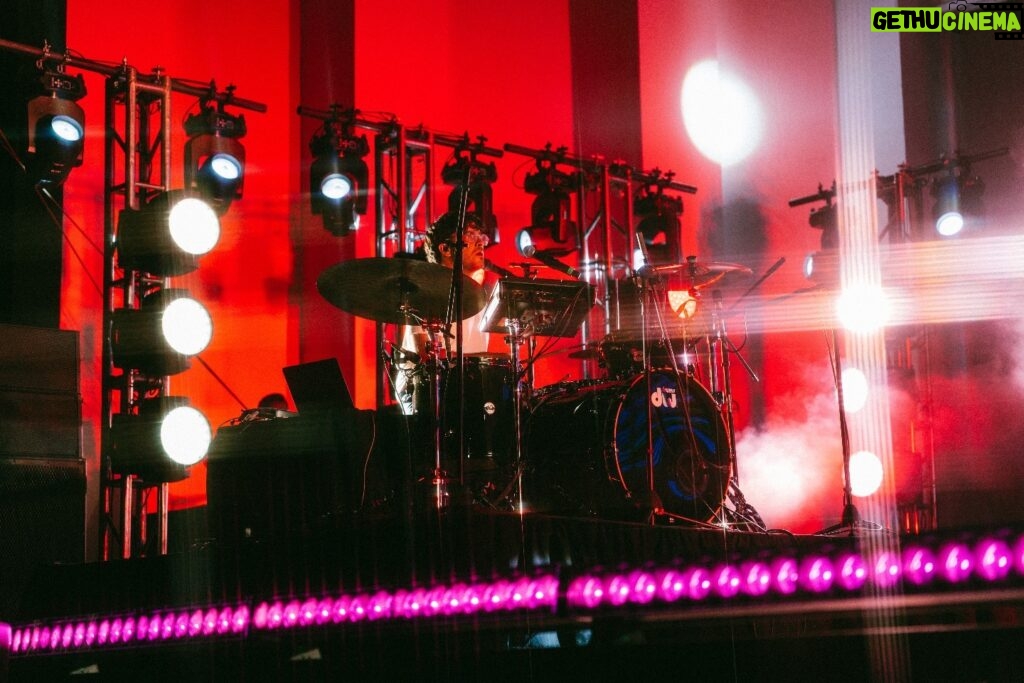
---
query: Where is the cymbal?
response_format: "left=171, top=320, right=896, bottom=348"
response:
left=653, top=257, right=753, bottom=289
left=316, top=257, right=486, bottom=324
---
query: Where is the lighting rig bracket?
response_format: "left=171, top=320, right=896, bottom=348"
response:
left=631, top=167, right=692, bottom=268
left=506, top=142, right=580, bottom=247
left=100, top=60, right=265, bottom=561
left=183, top=83, right=248, bottom=213
left=300, top=104, right=372, bottom=237
left=436, top=132, right=503, bottom=244
left=24, top=47, right=88, bottom=184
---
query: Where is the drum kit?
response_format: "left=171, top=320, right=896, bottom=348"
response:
left=317, top=253, right=767, bottom=529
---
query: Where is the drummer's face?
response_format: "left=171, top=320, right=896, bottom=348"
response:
left=439, top=225, right=488, bottom=273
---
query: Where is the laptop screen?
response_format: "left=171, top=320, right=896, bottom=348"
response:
left=282, top=358, right=355, bottom=418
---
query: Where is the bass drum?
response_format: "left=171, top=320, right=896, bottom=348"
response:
left=524, top=370, right=730, bottom=522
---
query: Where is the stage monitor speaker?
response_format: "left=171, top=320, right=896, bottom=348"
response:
left=0, top=325, right=83, bottom=618
left=0, top=457, right=85, bottom=619
left=0, top=323, right=80, bottom=461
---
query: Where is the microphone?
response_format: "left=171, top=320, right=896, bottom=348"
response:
left=484, top=258, right=516, bottom=279
left=522, top=245, right=581, bottom=280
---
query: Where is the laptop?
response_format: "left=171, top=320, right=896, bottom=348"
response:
left=282, top=357, right=356, bottom=419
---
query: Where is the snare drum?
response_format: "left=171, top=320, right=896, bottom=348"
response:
left=523, top=370, right=730, bottom=522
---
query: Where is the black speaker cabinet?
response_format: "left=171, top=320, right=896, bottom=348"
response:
left=0, top=457, right=85, bottom=619
left=0, top=324, right=83, bottom=619
left=0, top=323, right=80, bottom=460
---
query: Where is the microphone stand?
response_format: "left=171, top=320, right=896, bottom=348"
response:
left=631, top=235, right=668, bottom=525
left=635, top=269, right=664, bottom=524
left=709, top=290, right=765, bottom=531
left=817, top=327, right=885, bottom=536
left=434, top=167, right=472, bottom=511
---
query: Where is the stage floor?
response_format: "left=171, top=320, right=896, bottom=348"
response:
left=7, top=507, right=1024, bottom=681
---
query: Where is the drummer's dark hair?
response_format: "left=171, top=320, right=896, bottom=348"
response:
left=424, top=211, right=483, bottom=263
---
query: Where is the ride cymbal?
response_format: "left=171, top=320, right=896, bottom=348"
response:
left=316, top=257, right=486, bottom=324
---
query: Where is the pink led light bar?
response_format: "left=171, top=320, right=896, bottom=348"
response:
left=8, top=532, right=1024, bottom=657
left=562, top=532, right=1024, bottom=611
left=9, top=605, right=250, bottom=655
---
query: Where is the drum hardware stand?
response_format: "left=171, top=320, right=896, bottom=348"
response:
left=817, top=327, right=886, bottom=536
left=395, top=300, right=454, bottom=512
left=706, top=257, right=786, bottom=531
left=632, top=267, right=666, bottom=524
left=480, top=276, right=594, bottom=512
left=491, top=318, right=530, bottom=512
left=708, top=290, right=766, bottom=532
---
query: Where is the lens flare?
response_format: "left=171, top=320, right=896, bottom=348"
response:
left=681, top=59, right=764, bottom=166
left=849, top=450, right=883, bottom=497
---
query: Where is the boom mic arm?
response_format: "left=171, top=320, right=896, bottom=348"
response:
left=522, top=245, right=581, bottom=280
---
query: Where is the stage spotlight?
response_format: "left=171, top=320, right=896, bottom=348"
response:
left=523, top=158, right=575, bottom=244
left=117, top=191, right=220, bottom=276
left=111, top=288, right=213, bottom=376
left=309, top=120, right=369, bottom=237
left=792, top=185, right=839, bottom=286
left=26, top=67, right=87, bottom=185
left=836, top=283, right=890, bottom=334
left=931, top=171, right=984, bottom=237
left=809, top=202, right=838, bottom=250
left=110, top=396, right=211, bottom=482
left=515, top=228, right=534, bottom=256
left=441, top=148, right=499, bottom=244
left=849, top=450, right=883, bottom=497
left=184, top=104, right=246, bottom=215
left=802, top=249, right=838, bottom=287
left=634, top=183, right=682, bottom=266
left=840, top=367, right=868, bottom=413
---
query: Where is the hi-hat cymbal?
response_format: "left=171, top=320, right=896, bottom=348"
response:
left=316, top=257, right=486, bottom=324
left=652, top=257, right=753, bottom=289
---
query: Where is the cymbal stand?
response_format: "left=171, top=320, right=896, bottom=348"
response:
left=708, top=290, right=765, bottom=531
left=420, top=318, right=451, bottom=511
left=491, top=318, right=530, bottom=512
left=634, top=271, right=665, bottom=524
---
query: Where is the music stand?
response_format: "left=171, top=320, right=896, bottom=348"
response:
left=480, top=277, right=594, bottom=510
left=480, top=277, right=593, bottom=338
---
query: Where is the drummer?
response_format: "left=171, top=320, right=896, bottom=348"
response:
left=417, top=210, right=497, bottom=354
left=394, top=212, right=502, bottom=412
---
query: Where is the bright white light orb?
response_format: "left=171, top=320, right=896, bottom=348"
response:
left=841, top=367, right=868, bottom=413
left=321, top=173, right=353, bottom=200
left=168, top=197, right=220, bottom=256
left=51, top=115, right=84, bottom=142
left=209, top=153, right=241, bottom=180
left=160, top=406, right=212, bottom=466
left=516, top=229, right=535, bottom=256
left=849, top=450, right=883, bottom=497
left=681, top=59, right=764, bottom=166
left=936, top=211, right=964, bottom=237
left=836, top=284, right=890, bottom=334
left=161, top=297, right=212, bottom=356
